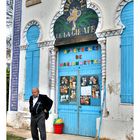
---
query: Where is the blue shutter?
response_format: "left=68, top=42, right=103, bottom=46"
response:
left=32, top=50, right=40, bottom=88
left=25, top=51, right=33, bottom=100
left=24, top=25, right=40, bottom=100
left=26, top=25, right=40, bottom=44
left=121, top=2, right=133, bottom=104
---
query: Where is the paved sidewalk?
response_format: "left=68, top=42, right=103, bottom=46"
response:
left=7, top=126, right=95, bottom=140
left=7, top=126, right=31, bottom=139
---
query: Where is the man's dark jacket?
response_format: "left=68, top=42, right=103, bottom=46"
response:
left=29, top=94, right=53, bottom=119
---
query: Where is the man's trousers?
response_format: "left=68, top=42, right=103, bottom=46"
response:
left=31, top=112, right=46, bottom=140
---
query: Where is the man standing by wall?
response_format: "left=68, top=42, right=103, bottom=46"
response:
left=29, top=88, right=53, bottom=140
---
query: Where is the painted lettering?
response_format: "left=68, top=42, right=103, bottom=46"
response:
left=90, top=25, right=96, bottom=33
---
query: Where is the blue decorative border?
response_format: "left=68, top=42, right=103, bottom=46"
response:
left=10, top=0, right=22, bottom=111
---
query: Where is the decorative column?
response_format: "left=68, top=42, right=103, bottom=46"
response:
left=9, top=0, right=22, bottom=112
left=98, top=37, right=108, bottom=117
left=49, top=47, right=57, bottom=114
left=98, top=38, right=106, bottom=90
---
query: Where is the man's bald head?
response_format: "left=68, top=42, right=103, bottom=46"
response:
left=32, top=88, right=39, bottom=97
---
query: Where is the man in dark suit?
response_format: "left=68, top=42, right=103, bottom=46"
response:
left=29, top=88, right=53, bottom=140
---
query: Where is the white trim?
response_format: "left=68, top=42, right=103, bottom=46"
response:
left=87, top=1, right=103, bottom=33
left=115, top=0, right=133, bottom=30
left=22, top=19, right=43, bottom=45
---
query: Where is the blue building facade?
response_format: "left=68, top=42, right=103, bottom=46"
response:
left=8, top=0, right=134, bottom=139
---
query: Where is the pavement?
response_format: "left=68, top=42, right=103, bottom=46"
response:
left=7, top=126, right=96, bottom=140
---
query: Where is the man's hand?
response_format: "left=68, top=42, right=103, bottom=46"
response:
left=44, top=109, right=47, bottom=113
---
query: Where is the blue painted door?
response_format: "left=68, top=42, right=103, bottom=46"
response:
left=24, top=50, right=40, bottom=100
left=24, top=25, right=40, bottom=100
left=58, top=42, right=101, bottom=137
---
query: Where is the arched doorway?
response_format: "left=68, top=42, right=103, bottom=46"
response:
left=58, top=42, right=101, bottom=136
left=53, top=0, right=101, bottom=137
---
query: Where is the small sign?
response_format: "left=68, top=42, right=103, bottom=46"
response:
left=81, top=86, right=91, bottom=96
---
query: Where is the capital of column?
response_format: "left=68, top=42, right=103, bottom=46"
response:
left=97, top=37, right=106, bottom=46
left=49, top=47, right=58, bottom=56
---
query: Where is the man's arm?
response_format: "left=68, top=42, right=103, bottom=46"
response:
left=43, top=95, right=53, bottom=111
left=29, top=96, right=33, bottom=113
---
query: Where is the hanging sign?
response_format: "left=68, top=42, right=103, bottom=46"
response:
left=54, top=0, right=98, bottom=39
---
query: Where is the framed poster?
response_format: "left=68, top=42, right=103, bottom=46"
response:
left=60, top=76, right=70, bottom=103
left=81, top=76, right=88, bottom=86
left=91, top=85, right=100, bottom=98
left=60, top=95, right=69, bottom=102
left=70, top=76, right=77, bottom=89
left=60, top=76, right=70, bottom=95
left=69, top=76, right=77, bottom=102
left=80, top=75, right=100, bottom=106
left=60, top=76, right=77, bottom=103
left=88, top=76, right=98, bottom=85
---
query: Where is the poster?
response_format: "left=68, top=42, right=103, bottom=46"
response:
left=60, top=76, right=77, bottom=103
left=60, top=76, right=70, bottom=95
left=80, top=75, right=100, bottom=105
left=91, top=85, right=100, bottom=98
left=81, top=86, right=91, bottom=96
left=69, top=76, right=77, bottom=101
left=80, top=96, right=90, bottom=105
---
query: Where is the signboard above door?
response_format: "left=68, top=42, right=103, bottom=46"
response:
left=54, top=0, right=99, bottom=46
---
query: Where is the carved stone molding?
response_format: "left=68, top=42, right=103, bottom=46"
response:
left=38, top=40, right=55, bottom=48
left=49, top=47, right=57, bottom=90
left=115, top=0, right=133, bottom=29
left=20, top=41, right=55, bottom=50
left=23, top=20, right=42, bottom=45
left=97, top=29, right=122, bottom=38
left=98, top=37, right=106, bottom=89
